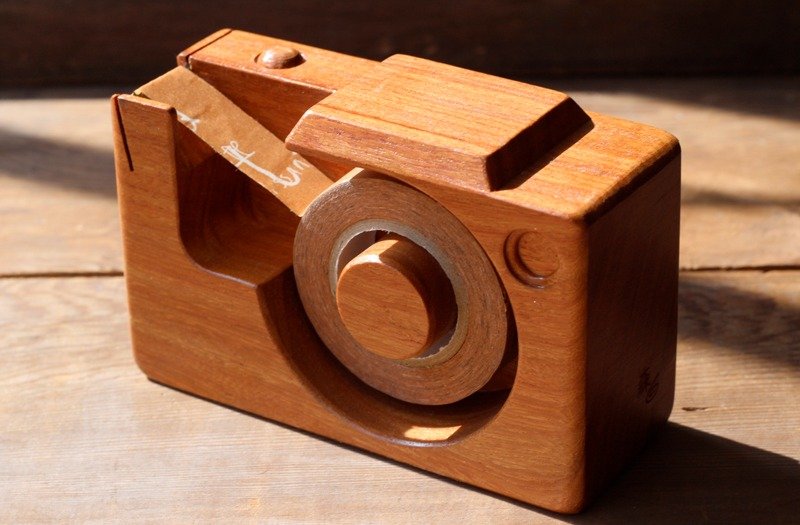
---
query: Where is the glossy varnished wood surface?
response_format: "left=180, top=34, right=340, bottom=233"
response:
left=116, top=37, right=677, bottom=511
left=1, top=79, right=798, bottom=522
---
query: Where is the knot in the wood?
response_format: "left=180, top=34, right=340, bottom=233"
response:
left=336, top=235, right=456, bottom=361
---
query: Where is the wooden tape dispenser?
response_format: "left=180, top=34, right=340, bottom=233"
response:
left=111, top=29, right=680, bottom=513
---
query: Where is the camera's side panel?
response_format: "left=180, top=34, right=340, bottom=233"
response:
left=584, top=144, right=681, bottom=498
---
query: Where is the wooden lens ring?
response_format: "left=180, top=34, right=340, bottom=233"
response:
left=293, top=173, right=509, bottom=405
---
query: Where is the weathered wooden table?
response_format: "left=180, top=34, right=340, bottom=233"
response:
left=2, top=78, right=798, bottom=523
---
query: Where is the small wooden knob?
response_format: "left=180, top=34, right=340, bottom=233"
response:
left=336, top=235, right=456, bottom=361
left=259, top=46, right=304, bottom=69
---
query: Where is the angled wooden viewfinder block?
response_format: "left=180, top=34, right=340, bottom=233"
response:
left=287, top=54, right=591, bottom=191
left=112, top=29, right=680, bottom=513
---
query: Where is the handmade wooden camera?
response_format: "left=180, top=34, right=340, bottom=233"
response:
left=112, top=29, right=680, bottom=513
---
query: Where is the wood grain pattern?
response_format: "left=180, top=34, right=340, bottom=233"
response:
left=1, top=273, right=797, bottom=523
left=2, top=1, right=799, bottom=87
left=287, top=53, right=589, bottom=191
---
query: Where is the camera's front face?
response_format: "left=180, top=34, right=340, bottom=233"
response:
left=284, top=164, right=590, bottom=486
left=280, top=53, right=592, bottom=460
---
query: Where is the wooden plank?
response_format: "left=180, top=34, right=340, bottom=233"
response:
left=1, top=272, right=797, bottom=522
left=2, top=1, right=798, bottom=87
left=0, top=95, right=122, bottom=275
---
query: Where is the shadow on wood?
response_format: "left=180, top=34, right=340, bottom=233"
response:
left=576, top=423, right=800, bottom=523
left=0, top=127, right=116, bottom=198
left=550, top=77, right=800, bottom=124
left=155, top=381, right=800, bottom=523
left=679, top=275, right=800, bottom=370
left=682, top=188, right=800, bottom=211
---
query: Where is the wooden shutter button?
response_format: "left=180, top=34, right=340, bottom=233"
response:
left=336, top=234, right=457, bottom=361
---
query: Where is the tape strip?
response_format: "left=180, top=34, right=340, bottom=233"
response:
left=135, top=66, right=332, bottom=216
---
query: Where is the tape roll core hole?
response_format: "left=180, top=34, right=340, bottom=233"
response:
left=333, top=229, right=459, bottom=361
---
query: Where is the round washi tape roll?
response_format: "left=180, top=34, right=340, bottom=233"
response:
left=293, top=172, right=510, bottom=405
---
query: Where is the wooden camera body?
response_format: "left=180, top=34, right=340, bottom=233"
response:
left=112, top=29, right=680, bottom=513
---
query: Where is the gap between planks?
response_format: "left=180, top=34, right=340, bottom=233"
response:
left=0, top=270, right=124, bottom=279
left=1, top=265, right=799, bottom=280
left=681, top=264, right=800, bottom=273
